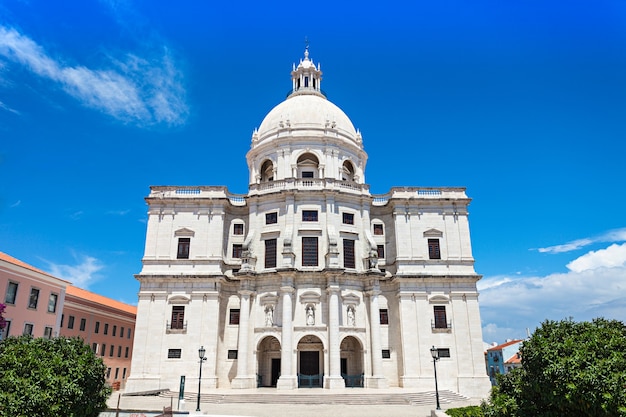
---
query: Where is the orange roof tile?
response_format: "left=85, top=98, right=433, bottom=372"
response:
left=487, top=339, right=524, bottom=351
left=0, top=251, right=70, bottom=283
left=66, top=285, right=137, bottom=315
left=505, top=353, right=522, bottom=364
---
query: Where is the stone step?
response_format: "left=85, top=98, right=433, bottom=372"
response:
left=160, top=390, right=468, bottom=406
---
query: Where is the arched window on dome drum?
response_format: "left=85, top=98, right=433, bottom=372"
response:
left=297, top=153, right=319, bottom=179
left=342, top=161, right=356, bottom=182
left=260, top=160, right=274, bottom=182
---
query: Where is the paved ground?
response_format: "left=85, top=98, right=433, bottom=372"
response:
left=106, top=389, right=482, bottom=417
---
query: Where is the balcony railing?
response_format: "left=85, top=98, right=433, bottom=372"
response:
left=166, top=321, right=187, bottom=333
left=431, top=320, right=453, bottom=332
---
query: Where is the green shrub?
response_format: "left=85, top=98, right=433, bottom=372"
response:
left=446, top=405, right=484, bottom=417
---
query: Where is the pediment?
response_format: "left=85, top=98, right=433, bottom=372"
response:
left=423, top=228, right=443, bottom=238
left=168, top=294, right=191, bottom=304
left=428, top=293, right=450, bottom=304
left=341, top=292, right=360, bottom=306
left=174, top=228, right=195, bottom=237
left=299, top=290, right=321, bottom=304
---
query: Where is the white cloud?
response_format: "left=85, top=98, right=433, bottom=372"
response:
left=44, top=254, right=104, bottom=289
left=537, top=227, right=626, bottom=254
left=0, top=26, right=188, bottom=126
left=479, top=244, right=626, bottom=343
left=0, top=99, right=20, bottom=115
left=107, top=209, right=130, bottom=216
left=567, top=243, right=626, bottom=272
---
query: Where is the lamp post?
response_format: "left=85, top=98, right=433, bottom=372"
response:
left=430, top=346, right=441, bottom=410
left=196, top=346, right=207, bottom=412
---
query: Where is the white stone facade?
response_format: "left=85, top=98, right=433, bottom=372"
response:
left=126, top=49, right=491, bottom=398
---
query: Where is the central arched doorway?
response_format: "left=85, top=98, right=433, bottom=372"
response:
left=340, top=336, right=364, bottom=387
left=297, top=335, right=324, bottom=388
left=257, top=336, right=281, bottom=387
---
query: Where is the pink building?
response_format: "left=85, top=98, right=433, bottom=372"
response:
left=0, top=251, right=69, bottom=339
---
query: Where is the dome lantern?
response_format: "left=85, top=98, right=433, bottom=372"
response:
left=289, top=46, right=324, bottom=98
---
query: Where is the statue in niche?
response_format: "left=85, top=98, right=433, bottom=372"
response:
left=306, top=305, right=315, bottom=326
left=265, top=305, right=274, bottom=327
left=368, top=248, right=378, bottom=269
left=347, top=306, right=355, bottom=326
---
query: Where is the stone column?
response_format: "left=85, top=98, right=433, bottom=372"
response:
left=276, top=285, right=297, bottom=389
left=367, top=283, right=388, bottom=388
left=325, top=284, right=345, bottom=388
left=232, top=290, right=256, bottom=388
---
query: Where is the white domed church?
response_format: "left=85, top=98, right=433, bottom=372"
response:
left=126, top=49, right=491, bottom=397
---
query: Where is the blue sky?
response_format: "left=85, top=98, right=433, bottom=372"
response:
left=1, top=0, right=625, bottom=343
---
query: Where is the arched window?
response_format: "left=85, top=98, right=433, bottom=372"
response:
left=342, top=160, right=356, bottom=181
left=260, top=160, right=274, bottom=182
left=297, top=153, right=319, bottom=179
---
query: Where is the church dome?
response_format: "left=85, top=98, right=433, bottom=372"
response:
left=252, top=48, right=361, bottom=148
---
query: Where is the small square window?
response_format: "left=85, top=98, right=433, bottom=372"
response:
left=302, top=171, right=314, bottom=178
left=265, top=212, right=278, bottom=224
left=232, top=244, right=243, bottom=258
left=379, top=309, right=389, bottom=325
left=168, top=349, right=182, bottom=359
left=342, top=213, right=354, bottom=225
left=229, top=309, right=240, bottom=325
left=373, top=224, right=384, bottom=235
left=228, top=350, right=238, bottom=359
left=177, top=238, right=190, bottom=259
left=234, top=223, right=244, bottom=235
left=382, top=349, right=391, bottom=359
left=437, top=348, right=451, bottom=358
left=302, top=210, right=318, bottom=222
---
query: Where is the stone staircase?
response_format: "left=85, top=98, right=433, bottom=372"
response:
left=159, top=390, right=469, bottom=406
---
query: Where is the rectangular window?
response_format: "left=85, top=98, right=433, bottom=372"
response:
left=92, top=343, right=98, bottom=353
left=229, top=309, right=240, bottom=325
left=265, top=212, right=278, bottom=224
left=373, top=224, right=384, bottom=235
left=342, top=212, right=354, bottom=225
left=233, top=223, right=244, bottom=235
left=23, top=323, right=34, bottom=336
left=68, top=315, right=75, bottom=329
left=60, top=314, right=64, bottom=328
left=302, top=237, right=318, bottom=266
left=122, top=368, right=127, bottom=379
left=265, top=238, right=277, bottom=268
left=106, top=368, right=111, bottom=379
left=48, top=293, right=58, bottom=313
left=104, top=323, right=109, bottom=335
left=127, top=328, right=131, bottom=339
left=112, top=325, right=117, bottom=337
left=343, top=239, right=355, bottom=268
left=232, top=244, right=243, bottom=258
left=118, top=346, right=122, bottom=357
left=125, top=347, right=129, bottom=358
left=115, top=368, right=119, bottom=380
left=228, top=350, right=238, bottom=359
left=177, top=238, right=190, bottom=259
left=80, top=318, right=86, bottom=331
left=377, top=244, right=385, bottom=259
left=379, top=309, right=389, bottom=325
left=301, top=171, right=314, bottom=178
left=109, top=345, right=114, bottom=357
left=171, top=306, right=185, bottom=329
left=302, top=210, right=318, bottom=222
left=382, top=349, right=391, bottom=359
left=120, top=327, right=124, bottom=338
left=434, top=306, right=448, bottom=329
left=101, top=344, right=106, bottom=356
left=95, top=321, right=100, bottom=334
left=28, top=288, right=40, bottom=309
left=168, top=348, right=182, bottom=359
left=2, top=320, right=11, bottom=339
left=43, top=326, right=53, bottom=339
left=5, top=282, right=18, bottom=304
left=428, top=239, right=441, bottom=260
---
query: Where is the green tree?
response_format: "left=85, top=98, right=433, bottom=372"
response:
left=0, top=336, right=112, bottom=417
left=482, top=317, right=626, bottom=417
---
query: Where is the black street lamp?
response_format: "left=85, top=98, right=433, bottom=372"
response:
left=430, top=346, right=441, bottom=410
left=196, top=346, right=207, bottom=412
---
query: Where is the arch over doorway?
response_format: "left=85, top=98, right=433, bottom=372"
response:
left=257, top=336, right=281, bottom=387
left=340, top=336, right=364, bottom=387
left=297, top=335, right=325, bottom=387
